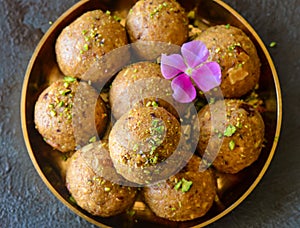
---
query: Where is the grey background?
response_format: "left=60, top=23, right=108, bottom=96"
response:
left=0, top=0, right=299, bottom=227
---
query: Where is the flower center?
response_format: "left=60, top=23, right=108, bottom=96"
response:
left=185, top=67, right=193, bottom=76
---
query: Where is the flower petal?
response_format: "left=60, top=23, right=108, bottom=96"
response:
left=191, top=62, right=222, bottom=92
left=171, top=74, right=196, bottom=103
left=181, top=41, right=209, bottom=68
left=161, top=54, right=187, bottom=79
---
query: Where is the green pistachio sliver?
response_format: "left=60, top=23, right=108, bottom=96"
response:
left=225, top=24, right=230, bottom=29
left=89, top=136, right=97, bottom=143
left=82, top=29, right=88, bottom=35
left=67, top=114, right=72, bottom=120
left=174, top=180, right=182, bottom=190
left=218, top=132, right=223, bottom=138
left=133, top=144, right=139, bottom=151
left=181, top=178, right=193, bottom=192
left=224, top=125, right=237, bottom=137
left=229, top=140, right=235, bottom=150
left=64, top=76, right=76, bottom=83
left=104, top=187, right=111, bottom=192
left=59, top=89, right=71, bottom=96
left=58, top=101, right=64, bottom=107
left=127, top=210, right=136, bottom=216
left=152, top=101, right=158, bottom=107
left=50, top=110, right=57, bottom=117
left=269, top=41, right=277, bottom=48
left=83, top=43, right=89, bottom=51
left=113, top=15, right=122, bottom=22
left=48, top=104, right=55, bottom=109
left=236, top=121, right=243, bottom=128
left=151, top=155, right=158, bottom=164
left=61, top=154, right=68, bottom=161
left=69, top=196, right=77, bottom=204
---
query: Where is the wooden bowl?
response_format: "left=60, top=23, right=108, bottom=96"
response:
left=21, top=0, right=282, bottom=227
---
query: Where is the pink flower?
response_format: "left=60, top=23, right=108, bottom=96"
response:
left=161, top=40, right=222, bottom=103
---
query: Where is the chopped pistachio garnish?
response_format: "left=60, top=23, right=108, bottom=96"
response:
left=236, top=121, right=243, bottom=128
left=69, top=196, right=77, bottom=204
left=127, top=210, right=136, bottom=216
left=89, top=136, right=97, bottom=143
left=61, top=154, right=68, bottom=161
left=59, top=89, right=71, bottom=96
left=218, top=132, right=223, bottom=138
left=150, top=155, right=158, bottom=164
left=174, top=180, right=182, bottom=190
left=133, top=143, right=139, bottom=151
left=150, top=3, right=167, bottom=18
left=173, top=178, right=193, bottom=192
left=269, top=41, right=277, bottom=48
left=83, top=43, right=89, bottom=51
left=224, top=125, right=237, bottom=137
left=50, top=110, right=57, bottom=117
left=67, top=114, right=72, bottom=120
left=229, top=140, right=235, bottom=150
left=225, top=24, right=230, bottom=29
left=181, top=178, right=193, bottom=192
left=58, top=101, right=64, bottom=107
left=104, top=187, right=111, bottom=192
left=106, top=10, right=111, bottom=15
left=152, top=101, right=158, bottom=107
left=63, top=82, right=69, bottom=88
left=113, top=15, right=122, bottom=22
left=215, top=47, right=221, bottom=53
left=82, top=29, right=88, bottom=35
left=187, top=10, right=195, bottom=20
left=146, top=101, right=152, bottom=107
left=228, top=44, right=236, bottom=51
left=64, top=76, right=76, bottom=83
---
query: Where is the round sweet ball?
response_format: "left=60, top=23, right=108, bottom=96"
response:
left=55, top=10, right=129, bottom=84
left=66, top=141, right=137, bottom=217
left=143, top=155, right=216, bottom=221
left=109, top=61, right=180, bottom=120
left=197, top=99, right=265, bottom=174
left=109, top=106, right=181, bottom=185
left=34, top=77, right=108, bottom=152
left=195, top=25, right=261, bottom=98
left=126, top=0, right=189, bottom=59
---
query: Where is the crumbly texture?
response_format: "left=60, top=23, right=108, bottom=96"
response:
left=143, top=155, right=216, bottom=221
left=109, top=106, right=181, bottom=184
left=197, top=99, right=265, bottom=174
left=66, top=142, right=137, bottom=217
left=34, top=79, right=108, bottom=152
left=55, top=10, right=129, bottom=84
left=195, top=25, right=261, bottom=98
left=109, top=61, right=179, bottom=120
left=126, top=0, right=189, bottom=59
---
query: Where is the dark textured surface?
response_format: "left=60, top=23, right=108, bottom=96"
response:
left=0, top=0, right=299, bottom=227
